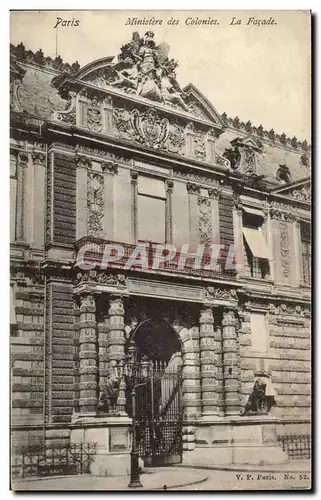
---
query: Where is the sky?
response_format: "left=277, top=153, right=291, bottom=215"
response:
left=10, top=10, right=311, bottom=141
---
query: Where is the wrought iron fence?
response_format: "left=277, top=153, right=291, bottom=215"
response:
left=278, top=434, right=311, bottom=460
left=11, top=442, right=97, bottom=479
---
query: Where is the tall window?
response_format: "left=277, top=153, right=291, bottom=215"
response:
left=242, top=207, right=270, bottom=279
left=10, top=153, right=17, bottom=242
left=250, top=312, right=269, bottom=353
left=301, top=222, right=311, bottom=285
left=137, top=176, right=166, bottom=244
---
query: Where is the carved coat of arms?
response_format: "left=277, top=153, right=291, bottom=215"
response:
left=131, top=109, right=169, bottom=148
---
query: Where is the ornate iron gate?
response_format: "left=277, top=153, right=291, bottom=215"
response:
left=128, top=361, right=183, bottom=466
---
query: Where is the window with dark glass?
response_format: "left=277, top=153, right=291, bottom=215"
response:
left=137, top=176, right=166, bottom=244
left=242, top=207, right=270, bottom=279
left=301, top=222, right=311, bottom=285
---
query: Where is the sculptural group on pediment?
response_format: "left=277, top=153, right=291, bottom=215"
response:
left=102, top=31, right=190, bottom=112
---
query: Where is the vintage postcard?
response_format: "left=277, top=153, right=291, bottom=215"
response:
left=10, top=10, right=311, bottom=491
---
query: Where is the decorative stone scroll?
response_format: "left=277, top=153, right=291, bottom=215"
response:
left=197, top=197, right=212, bottom=245
left=87, top=171, right=104, bottom=236
left=279, top=220, right=290, bottom=279
left=205, top=287, right=238, bottom=302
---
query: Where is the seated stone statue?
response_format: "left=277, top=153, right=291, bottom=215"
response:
left=241, top=376, right=277, bottom=416
left=97, top=371, right=120, bottom=413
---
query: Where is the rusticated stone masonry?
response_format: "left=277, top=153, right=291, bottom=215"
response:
left=199, top=307, right=217, bottom=415
left=79, top=294, right=98, bottom=414
left=180, top=326, right=201, bottom=422
left=108, top=296, right=126, bottom=412
left=214, top=325, right=224, bottom=416
left=222, top=309, right=240, bottom=416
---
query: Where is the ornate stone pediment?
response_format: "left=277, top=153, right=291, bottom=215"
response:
left=73, top=32, right=225, bottom=127
left=222, top=135, right=263, bottom=173
left=272, top=178, right=311, bottom=203
left=50, top=32, right=231, bottom=166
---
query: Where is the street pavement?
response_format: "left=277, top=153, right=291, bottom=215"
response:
left=11, top=461, right=311, bottom=492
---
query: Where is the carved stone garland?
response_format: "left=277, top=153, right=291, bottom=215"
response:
left=279, top=220, right=290, bottom=279
left=87, top=171, right=104, bottom=236
left=198, top=196, right=212, bottom=245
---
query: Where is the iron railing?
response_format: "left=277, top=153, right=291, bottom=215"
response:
left=11, top=442, right=97, bottom=479
left=278, top=434, right=311, bottom=460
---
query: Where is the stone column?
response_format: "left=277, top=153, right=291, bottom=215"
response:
left=199, top=307, right=217, bottom=415
left=232, top=200, right=244, bottom=276
left=31, top=152, right=46, bottom=248
left=181, top=325, right=201, bottom=453
left=79, top=294, right=98, bottom=414
left=102, top=95, right=113, bottom=133
left=181, top=326, right=201, bottom=420
left=222, top=309, right=240, bottom=416
left=97, top=313, right=109, bottom=395
left=208, top=187, right=220, bottom=245
left=214, top=325, right=224, bottom=416
left=187, top=183, right=200, bottom=246
left=108, top=296, right=126, bottom=412
left=75, top=155, right=91, bottom=240
left=130, top=171, right=138, bottom=244
left=16, top=152, right=28, bottom=241
left=165, top=179, right=173, bottom=244
left=102, top=161, right=117, bottom=240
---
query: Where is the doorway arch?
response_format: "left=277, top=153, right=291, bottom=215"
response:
left=125, top=316, right=184, bottom=465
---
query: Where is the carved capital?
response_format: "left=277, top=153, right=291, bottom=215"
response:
left=109, top=297, right=124, bottom=317
left=102, top=160, right=118, bottom=175
left=222, top=309, right=236, bottom=327
left=75, top=154, right=92, bottom=169
left=130, top=170, right=138, bottom=183
left=165, top=179, right=174, bottom=192
left=17, top=152, right=28, bottom=166
left=270, top=208, right=283, bottom=220
left=200, top=307, right=214, bottom=325
left=32, top=152, right=46, bottom=165
left=80, top=293, right=96, bottom=312
left=187, top=182, right=200, bottom=195
left=207, top=187, right=220, bottom=199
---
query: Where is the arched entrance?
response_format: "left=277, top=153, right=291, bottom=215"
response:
left=126, top=317, right=183, bottom=466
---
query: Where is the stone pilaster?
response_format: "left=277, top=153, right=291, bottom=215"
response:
left=130, top=171, right=138, bottom=244
left=165, top=179, right=173, bottom=244
left=199, top=307, right=217, bottom=415
left=75, top=155, right=91, bottom=240
left=187, top=183, right=200, bottom=246
left=79, top=294, right=98, bottom=414
left=208, top=187, right=220, bottom=244
left=102, top=161, right=117, bottom=240
left=16, top=152, right=28, bottom=241
left=222, top=309, right=240, bottom=416
left=31, top=152, right=46, bottom=248
left=102, top=95, right=113, bottom=133
left=232, top=201, right=244, bottom=276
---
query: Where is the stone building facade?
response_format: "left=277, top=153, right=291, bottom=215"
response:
left=10, top=33, right=311, bottom=470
